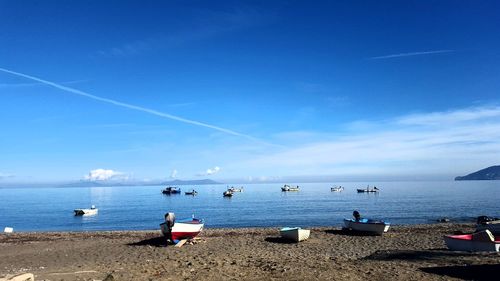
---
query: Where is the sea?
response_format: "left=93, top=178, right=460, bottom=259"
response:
left=0, top=181, right=499, bottom=232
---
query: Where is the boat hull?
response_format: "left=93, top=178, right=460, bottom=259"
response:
left=74, top=209, right=98, bottom=216
left=444, top=234, right=500, bottom=252
left=343, top=219, right=390, bottom=235
left=160, top=219, right=204, bottom=241
left=280, top=227, right=310, bottom=242
left=356, top=189, right=378, bottom=193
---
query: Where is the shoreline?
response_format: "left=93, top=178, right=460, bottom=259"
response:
left=2, top=220, right=480, bottom=234
left=1, top=223, right=499, bottom=280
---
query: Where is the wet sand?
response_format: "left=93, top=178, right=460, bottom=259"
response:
left=1, top=223, right=499, bottom=280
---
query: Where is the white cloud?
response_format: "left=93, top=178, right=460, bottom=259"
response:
left=236, top=106, right=500, bottom=177
left=84, top=169, right=128, bottom=181
left=170, top=169, right=178, bottom=179
left=197, top=166, right=221, bottom=176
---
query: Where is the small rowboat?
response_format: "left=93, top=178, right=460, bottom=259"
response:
left=160, top=217, right=204, bottom=241
left=185, top=190, right=198, bottom=195
left=228, top=186, right=244, bottom=192
left=280, top=227, right=310, bottom=242
left=331, top=186, right=344, bottom=192
left=281, top=184, right=300, bottom=192
left=343, top=218, right=390, bottom=235
left=444, top=230, right=500, bottom=252
left=74, top=205, right=98, bottom=216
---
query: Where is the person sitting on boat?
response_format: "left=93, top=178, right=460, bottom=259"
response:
left=353, top=210, right=361, bottom=222
left=164, top=212, right=176, bottom=242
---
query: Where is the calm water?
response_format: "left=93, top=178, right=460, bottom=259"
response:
left=0, top=181, right=499, bottom=232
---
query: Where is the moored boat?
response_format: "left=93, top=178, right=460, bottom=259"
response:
left=185, top=190, right=198, bottom=195
left=162, top=186, right=181, bottom=194
left=74, top=205, right=98, bottom=216
left=331, top=186, right=344, bottom=192
left=280, top=227, right=310, bottom=242
left=357, top=186, right=379, bottom=193
left=223, top=190, right=233, bottom=197
left=281, top=184, right=300, bottom=192
left=160, top=217, right=204, bottom=241
left=343, top=218, right=390, bottom=235
left=444, top=230, right=500, bottom=252
left=228, top=186, right=244, bottom=192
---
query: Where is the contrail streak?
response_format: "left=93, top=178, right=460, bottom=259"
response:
left=0, top=67, right=266, bottom=143
left=370, top=50, right=454, bottom=60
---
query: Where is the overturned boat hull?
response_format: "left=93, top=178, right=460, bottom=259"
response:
left=280, top=227, right=310, bottom=242
left=343, top=219, right=390, bottom=235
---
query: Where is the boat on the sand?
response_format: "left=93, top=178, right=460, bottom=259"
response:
left=343, top=218, right=390, bottom=235
left=444, top=230, right=500, bottom=252
left=476, top=216, right=500, bottom=234
left=160, top=217, right=204, bottom=241
left=280, top=227, right=310, bottom=242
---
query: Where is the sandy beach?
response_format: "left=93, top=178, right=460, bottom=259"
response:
left=1, top=223, right=499, bottom=281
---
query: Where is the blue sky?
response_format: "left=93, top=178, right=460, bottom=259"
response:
left=1, top=0, right=500, bottom=183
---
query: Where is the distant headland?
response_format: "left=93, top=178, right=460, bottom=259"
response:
left=455, top=165, right=500, bottom=181
left=58, top=178, right=221, bottom=188
left=160, top=179, right=222, bottom=185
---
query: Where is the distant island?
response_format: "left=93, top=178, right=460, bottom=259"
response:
left=161, top=179, right=222, bottom=185
left=455, top=165, right=500, bottom=180
left=58, top=178, right=221, bottom=188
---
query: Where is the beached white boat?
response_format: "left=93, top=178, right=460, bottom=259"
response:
left=74, top=205, right=98, bottom=216
left=444, top=230, right=500, bottom=252
left=280, top=227, right=310, bottom=242
left=281, top=184, right=300, bottom=192
left=343, top=218, right=390, bottom=235
left=160, top=217, right=204, bottom=241
left=476, top=217, right=500, bottom=234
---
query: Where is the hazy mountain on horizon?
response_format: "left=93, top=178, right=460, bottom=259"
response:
left=455, top=165, right=500, bottom=181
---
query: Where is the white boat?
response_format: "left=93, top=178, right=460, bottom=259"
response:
left=228, top=186, right=244, bottom=192
left=74, top=205, right=98, bottom=216
left=160, top=217, right=204, bottom=241
left=343, top=218, right=390, bottom=235
left=357, top=186, right=379, bottom=193
left=223, top=190, right=233, bottom=197
left=444, top=230, right=500, bottom=252
left=281, top=184, right=300, bottom=192
left=331, top=186, right=344, bottom=192
left=280, top=227, right=310, bottom=242
left=476, top=217, right=500, bottom=234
